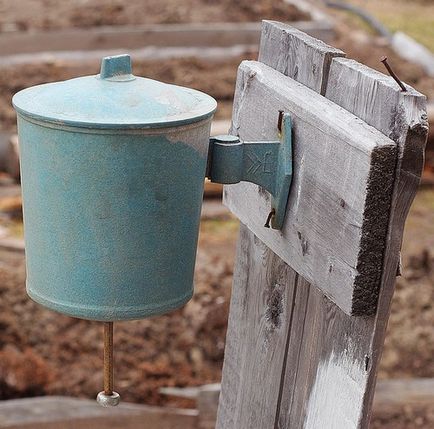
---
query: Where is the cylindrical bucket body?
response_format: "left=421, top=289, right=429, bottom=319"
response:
left=17, top=115, right=211, bottom=321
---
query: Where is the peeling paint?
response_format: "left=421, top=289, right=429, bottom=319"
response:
left=166, top=119, right=212, bottom=157
left=304, top=344, right=367, bottom=429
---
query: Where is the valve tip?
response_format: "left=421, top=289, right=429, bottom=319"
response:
left=97, top=391, right=120, bottom=407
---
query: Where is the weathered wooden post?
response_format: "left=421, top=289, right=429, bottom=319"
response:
left=216, top=21, right=428, bottom=428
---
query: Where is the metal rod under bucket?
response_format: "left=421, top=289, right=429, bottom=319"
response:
left=97, top=322, right=120, bottom=406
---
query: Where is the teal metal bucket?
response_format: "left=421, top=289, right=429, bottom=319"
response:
left=17, top=117, right=212, bottom=321
left=13, top=55, right=217, bottom=321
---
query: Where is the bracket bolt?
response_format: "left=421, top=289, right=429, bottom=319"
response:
left=264, top=209, right=276, bottom=228
left=277, top=110, right=284, bottom=132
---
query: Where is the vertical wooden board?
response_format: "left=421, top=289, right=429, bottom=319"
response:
left=325, top=57, right=428, bottom=426
left=218, top=20, right=363, bottom=429
left=276, top=38, right=427, bottom=429
left=258, top=20, right=345, bottom=95
left=277, top=280, right=373, bottom=428
left=216, top=223, right=297, bottom=429
left=326, top=57, right=427, bottom=153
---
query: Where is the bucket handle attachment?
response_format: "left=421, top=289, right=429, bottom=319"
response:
left=207, top=113, right=293, bottom=230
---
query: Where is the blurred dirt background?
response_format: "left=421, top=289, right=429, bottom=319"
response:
left=0, top=1, right=433, bottom=428
left=0, top=0, right=307, bottom=30
left=0, top=218, right=238, bottom=404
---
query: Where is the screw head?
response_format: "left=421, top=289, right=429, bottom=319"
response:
left=97, top=391, right=120, bottom=407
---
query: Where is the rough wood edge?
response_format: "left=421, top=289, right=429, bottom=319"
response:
left=259, top=20, right=345, bottom=94
left=352, top=145, right=397, bottom=315
left=326, top=56, right=428, bottom=313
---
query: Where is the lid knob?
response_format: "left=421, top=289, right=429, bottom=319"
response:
left=100, top=55, right=135, bottom=81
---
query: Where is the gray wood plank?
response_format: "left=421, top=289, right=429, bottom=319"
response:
left=217, top=24, right=349, bottom=429
left=197, top=384, right=221, bottom=429
left=224, top=60, right=397, bottom=316
left=374, top=378, right=434, bottom=408
left=258, top=20, right=345, bottom=95
left=0, top=396, right=198, bottom=429
left=276, top=40, right=427, bottom=429
left=222, top=56, right=379, bottom=428
left=215, top=224, right=297, bottom=429
left=0, top=21, right=334, bottom=56
left=325, top=56, right=428, bottom=427
left=278, top=282, right=373, bottom=428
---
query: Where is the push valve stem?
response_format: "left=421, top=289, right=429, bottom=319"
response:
left=96, top=322, right=120, bottom=406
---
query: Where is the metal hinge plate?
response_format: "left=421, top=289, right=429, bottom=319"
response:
left=207, top=113, right=292, bottom=230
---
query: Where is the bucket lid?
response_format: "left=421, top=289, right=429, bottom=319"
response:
left=12, top=54, right=217, bottom=129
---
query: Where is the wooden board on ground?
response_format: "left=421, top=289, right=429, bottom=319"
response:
left=0, top=21, right=334, bottom=57
left=0, top=396, right=197, bottom=429
left=217, top=20, right=427, bottom=429
left=163, top=377, right=434, bottom=428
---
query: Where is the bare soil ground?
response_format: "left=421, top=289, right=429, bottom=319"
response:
left=0, top=55, right=251, bottom=132
left=0, top=0, right=308, bottom=31
left=0, top=217, right=238, bottom=406
left=372, top=403, right=434, bottom=429
left=1, top=35, right=434, bottom=133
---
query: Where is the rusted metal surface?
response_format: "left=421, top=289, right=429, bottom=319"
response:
left=103, top=322, right=114, bottom=396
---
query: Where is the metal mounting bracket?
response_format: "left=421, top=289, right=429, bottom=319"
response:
left=207, top=113, right=293, bottom=230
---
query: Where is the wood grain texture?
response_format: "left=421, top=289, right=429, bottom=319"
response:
left=218, top=21, right=427, bottom=429
left=278, top=282, right=373, bottom=428
left=224, top=60, right=397, bottom=316
left=274, top=33, right=427, bottom=429
left=258, top=20, right=345, bottom=95
left=325, top=56, right=428, bottom=427
left=223, top=54, right=378, bottom=426
left=217, top=27, right=351, bottom=427
left=216, top=224, right=297, bottom=429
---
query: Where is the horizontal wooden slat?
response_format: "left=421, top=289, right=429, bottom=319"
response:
left=223, top=60, right=397, bottom=316
left=0, top=396, right=198, bottom=429
left=0, top=21, right=334, bottom=56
